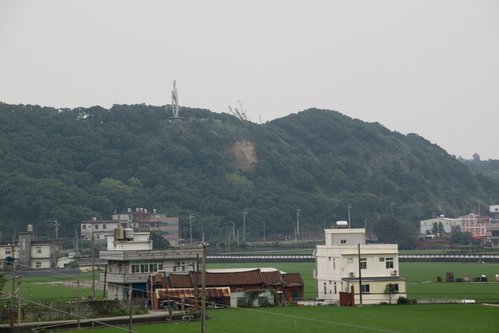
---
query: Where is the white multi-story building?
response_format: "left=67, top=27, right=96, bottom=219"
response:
left=99, top=227, right=202, bottom=300
left=1, top=225, right=62, bottom=270
left=81, top=219, right=121, bottom=241
left=419, top=216, right=461, bottom=235
left=315, top=226, right=406, bottom=305
left=82, top=208, right=180, bottom=246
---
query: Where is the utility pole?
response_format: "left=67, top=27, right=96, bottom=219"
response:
left=75, top=226, right=79, bottom=254
left=76, top=280, right=81, bottom=328
left=189, top=214, right=194, bottom=244
left=128, top=282, right=133, bottom=333
left=8, top=241, right=17, bottom=327
left=358, top=243, right=363, bottom=306
left=243, top=209, right=248, bottom=242
left=91, top=231, right=95, bottom=299
left=263, top=221, right=266, bottom=242
left=348, top=204, right=352, bottom=228
left=296, top=208, right=301, bottom=239
left=390, top=202, right=396, bottom=217
left=229, top=221, right=236, bottom=241
left=201, top=241, right=209, bottom=333
left=54, top=219, right=59, bottom=239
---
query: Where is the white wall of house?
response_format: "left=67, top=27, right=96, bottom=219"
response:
left=31, top=258, right=51, bottom=269
left=105, top=233, right=152, bottom=251
left=31, top=244, right=51, bottom=259
left=315, top=228, right=406, bottom=305
left=81, top=221, right=118, bottom=240
left=419, top=217, right=460, bottom=235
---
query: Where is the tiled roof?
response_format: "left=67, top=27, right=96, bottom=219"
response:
left=168, top=273, right=192, bottom=288
left=163, top=269, right=304, bottom=289
left=261, top=270, right=284, bottom=286
left=282, top=273, right=304, bottom=287
left=202, top=269, right=264, bottom=287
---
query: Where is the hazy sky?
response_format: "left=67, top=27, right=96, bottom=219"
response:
left=1, top=0, right=498, bottom=159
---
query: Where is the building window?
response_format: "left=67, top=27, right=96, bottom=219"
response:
left=340, top=239, right=347, bottom=244
left=131, top=262, right=161, bottom=274
left=360, top=258, right=367, bottom=269
left=333, top=258, right=336, bottom=269
left=393, top=284, right=399, bottom=292
left=103, top=224, right=107, bottom=229
left=379, top=258, right=385, bottom=262
left=360, top=284, right=370, bottom=293
left=36, top=247, right=42, bottom=254
left=36, top=261, right=42, bottom=268
left=83, top=225, right=86, bottom=230
left=334, top=282, right=337, bottom=294
left=94, top=224, right=99, bottom=230
left=5, top=248, right=10, bottom=255
left=323, top=282, right=327, bottom=295
left=347, top=257, right=353, bottom=264
left=386, top=258, right=394, bottom=269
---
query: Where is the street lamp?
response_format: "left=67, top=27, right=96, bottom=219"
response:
left=229, top=221, right=236, bottom=240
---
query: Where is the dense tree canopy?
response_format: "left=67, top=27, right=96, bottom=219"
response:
left=1, top=102, right=498, bottom=248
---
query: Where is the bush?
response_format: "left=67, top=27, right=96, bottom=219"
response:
left=397, top=296, right=417, bottom=304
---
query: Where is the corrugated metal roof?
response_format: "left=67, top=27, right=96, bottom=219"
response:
left=156, top=287, right=230, bottom=299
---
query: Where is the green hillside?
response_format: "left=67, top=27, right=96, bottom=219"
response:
left=1, top=102, right=497, bottom=248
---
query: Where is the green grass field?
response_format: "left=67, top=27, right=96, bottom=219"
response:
left=3, top=262, right=499, bottom=302
left=59, top=304, right=499, bottom=333
left=4, top=262, right=499, bottom=332
left=209, top=261, right=499, bottom=302
left=2, top=271, right=95, bottom=299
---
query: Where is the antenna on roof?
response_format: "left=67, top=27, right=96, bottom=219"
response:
left=171, top=80, right=181, bottom=119
left=228, top=100, right=247, bottom=121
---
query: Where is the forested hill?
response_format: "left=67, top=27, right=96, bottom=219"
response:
left=1, top=102, right=498, bottom=248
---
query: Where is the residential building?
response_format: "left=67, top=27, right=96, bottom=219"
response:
left=99, top=227, right=202, bottom=300
left=490, top=205, right=499, bottom=222
left=1, top=225, right=62, bottom=270
left=457, top=213, right=490, bottom=243
left=486, top=205, right=499, bottom=247
left=82, top=208, right=180, bottom=246
left=315, top=225, right=406, bottom=305
left=148, top=268, right=304, bottom=308
left=419, top=216, right=460, bottom=235
left=81, top=218, right=122, bottom=241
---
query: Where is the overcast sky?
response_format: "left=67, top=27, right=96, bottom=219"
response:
left=1, top=0, right=498, bottom=159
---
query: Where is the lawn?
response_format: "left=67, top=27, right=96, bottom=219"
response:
left=2, top=271, right=95, bottom=299
left=5, top=262, right=499, bottom=332
left=3, top=262, right=498, bottom=302
left=209, top=261, right=499, bottom=302
left=59, top=304, right=499, bottom=333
